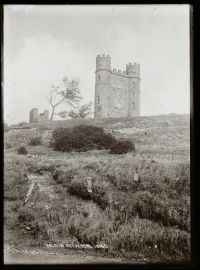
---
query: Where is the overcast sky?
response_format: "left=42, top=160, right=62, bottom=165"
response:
left=4, top=4, right=190, bottom=124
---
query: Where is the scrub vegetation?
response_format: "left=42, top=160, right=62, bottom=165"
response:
left=4, top=114, right=190, bottom=263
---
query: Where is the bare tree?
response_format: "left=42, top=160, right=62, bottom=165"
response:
left=67, top=110, right=79, bottom=119
left=68, top=102, right=93, bottom=119
left=47, top=76, right=82, bottom=121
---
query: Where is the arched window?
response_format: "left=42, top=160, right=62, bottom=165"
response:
left=133, top=82, right=135, bottom=88
left=98, top=75, right=100, bottom=82
left=97, top=96, right=100, bottom=104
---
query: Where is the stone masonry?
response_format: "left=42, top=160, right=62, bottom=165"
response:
left=94, top=54, right=141, bottom=118
left=29, top=108, right=49, bottom=123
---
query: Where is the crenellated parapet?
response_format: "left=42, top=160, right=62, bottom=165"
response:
left=109, top=61, right=140, bottom=78
left=126, top=62, right=140, bottom=77
left=96, top=54, right=111, bottom=71
left=112, top=68, right=127, bottom=76
left=96, top=54, right=111, bottom=62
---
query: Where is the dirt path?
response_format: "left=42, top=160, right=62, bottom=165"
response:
left=4, top=246, right=122, bottom=264
left=24, top=172, right=59, bottom=208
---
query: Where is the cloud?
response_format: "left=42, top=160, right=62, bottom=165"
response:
left=4, top=34, right=95, bottom=124
left=4, top=5, right=190, bottom=124
left=8, top=5, right=34, bottom=14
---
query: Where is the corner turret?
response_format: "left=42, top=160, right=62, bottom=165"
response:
left=126, top=62, right=140, bottom=77
left=96, top=54, right=111, bottom=71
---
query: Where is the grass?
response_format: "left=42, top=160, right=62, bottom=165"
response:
left=28, top=136, right=42, bottom=146
left=4, top=114, right=190, bottom=263
left=108, top=216, right=190, bottom=260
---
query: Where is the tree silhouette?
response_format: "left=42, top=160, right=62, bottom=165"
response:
left=47, top=76, right=82, bottom=121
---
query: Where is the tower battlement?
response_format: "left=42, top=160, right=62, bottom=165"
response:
left=112, top=69, right=127, bottom=76
left=96, top=54, right=111, bottom=62
left=126, top=62, right=140, bottom=76
left=96, top=54, right=111, bottom=71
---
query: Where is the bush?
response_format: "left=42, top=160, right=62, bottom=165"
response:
left=4, top=123, right=11, bottom=133
left=18, top=122, right=29, bottom=127
left=51, top=125, right=117, bottom=152
left=67, top=202, right=112, bottom=246
left=91, top=185, right=110, bottom=210
left=5, top=142, right=12, bottom=149
left=29, top=136, right=42, bottom=146
left=67, top=176, right=110, bottom=210
left=36, top=126, right=51, bottom=131
left=17, top=146, right=28, bottom=155
left=18, top=208, right=35, bottom=223
left=110, top=140, right=135, bottom=154
left=52, top=169, right=75, bottom=185
left=68, top=179, right=91, bottom=200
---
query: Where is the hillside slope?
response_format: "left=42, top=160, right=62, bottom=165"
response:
left=4, top=114, right=190, bottom=263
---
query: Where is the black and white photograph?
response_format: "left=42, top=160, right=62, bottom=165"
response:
left=3, top=4, right=190, bottom=264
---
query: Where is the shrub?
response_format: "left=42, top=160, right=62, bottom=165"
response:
left=17, top=146, right=28, bottom=155
left=36, top=126, right=51, bottom=131
left=52, top=169, right=75, bottom=185
left=51, top=125, right=117, bottom=152
left=106, top=190, right=190, bottom=232
left=91, top=185, right=110, bottom=210
left=29, top=136, right=42, bottom=146
left=4, top=123, right=11, bottom=133
left=67, top=202, right=112, bottom=246
left=18, top=122, right=29, bottom=127
left=67, top=176, right=110, bottom=210
left=18, top=208, right=35, bottom=223
left=31, top=221, right=50, bottom=240
left=68, top=179, right=91, bottom=200
left=110, top=140, right=135, bottom=154
left=169, top=163, right=190, bottom=196
left=5, top=142, right=12, bottom=149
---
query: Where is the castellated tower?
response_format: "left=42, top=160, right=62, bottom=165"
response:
left=94, top=54, right=140, bottom=118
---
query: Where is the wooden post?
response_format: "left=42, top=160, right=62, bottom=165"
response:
left=134, top=172, right=138, bottom=181
left=86, top=177, right=92, bottom=193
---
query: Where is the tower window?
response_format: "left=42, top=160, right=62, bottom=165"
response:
left=98, top=75, right=100, bottom=82
left=97, top=96, right=100, bottom=104
left=133, top=82, right=135, bottom=88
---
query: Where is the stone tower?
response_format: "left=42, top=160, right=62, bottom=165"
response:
left=29, top=108, right=49, bottom=123
left=29, top=108, right=39, bottom=123
left=94, top=54, right=140, bottom=118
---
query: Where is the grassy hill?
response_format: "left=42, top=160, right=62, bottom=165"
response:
left=4, top=114, right=190, bottom=263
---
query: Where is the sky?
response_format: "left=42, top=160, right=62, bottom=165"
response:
left=3, top=4, right=190, bottom=124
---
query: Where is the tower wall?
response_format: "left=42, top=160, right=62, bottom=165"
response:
left=127, top=63, right=140, bottom=117
left=95, top=54, right=112, bottom=118
left=94, top=55, right=141, bottom=118
left=29, top=108, right=39, bottom=123
left=29, top=108, right=49, bottom=123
